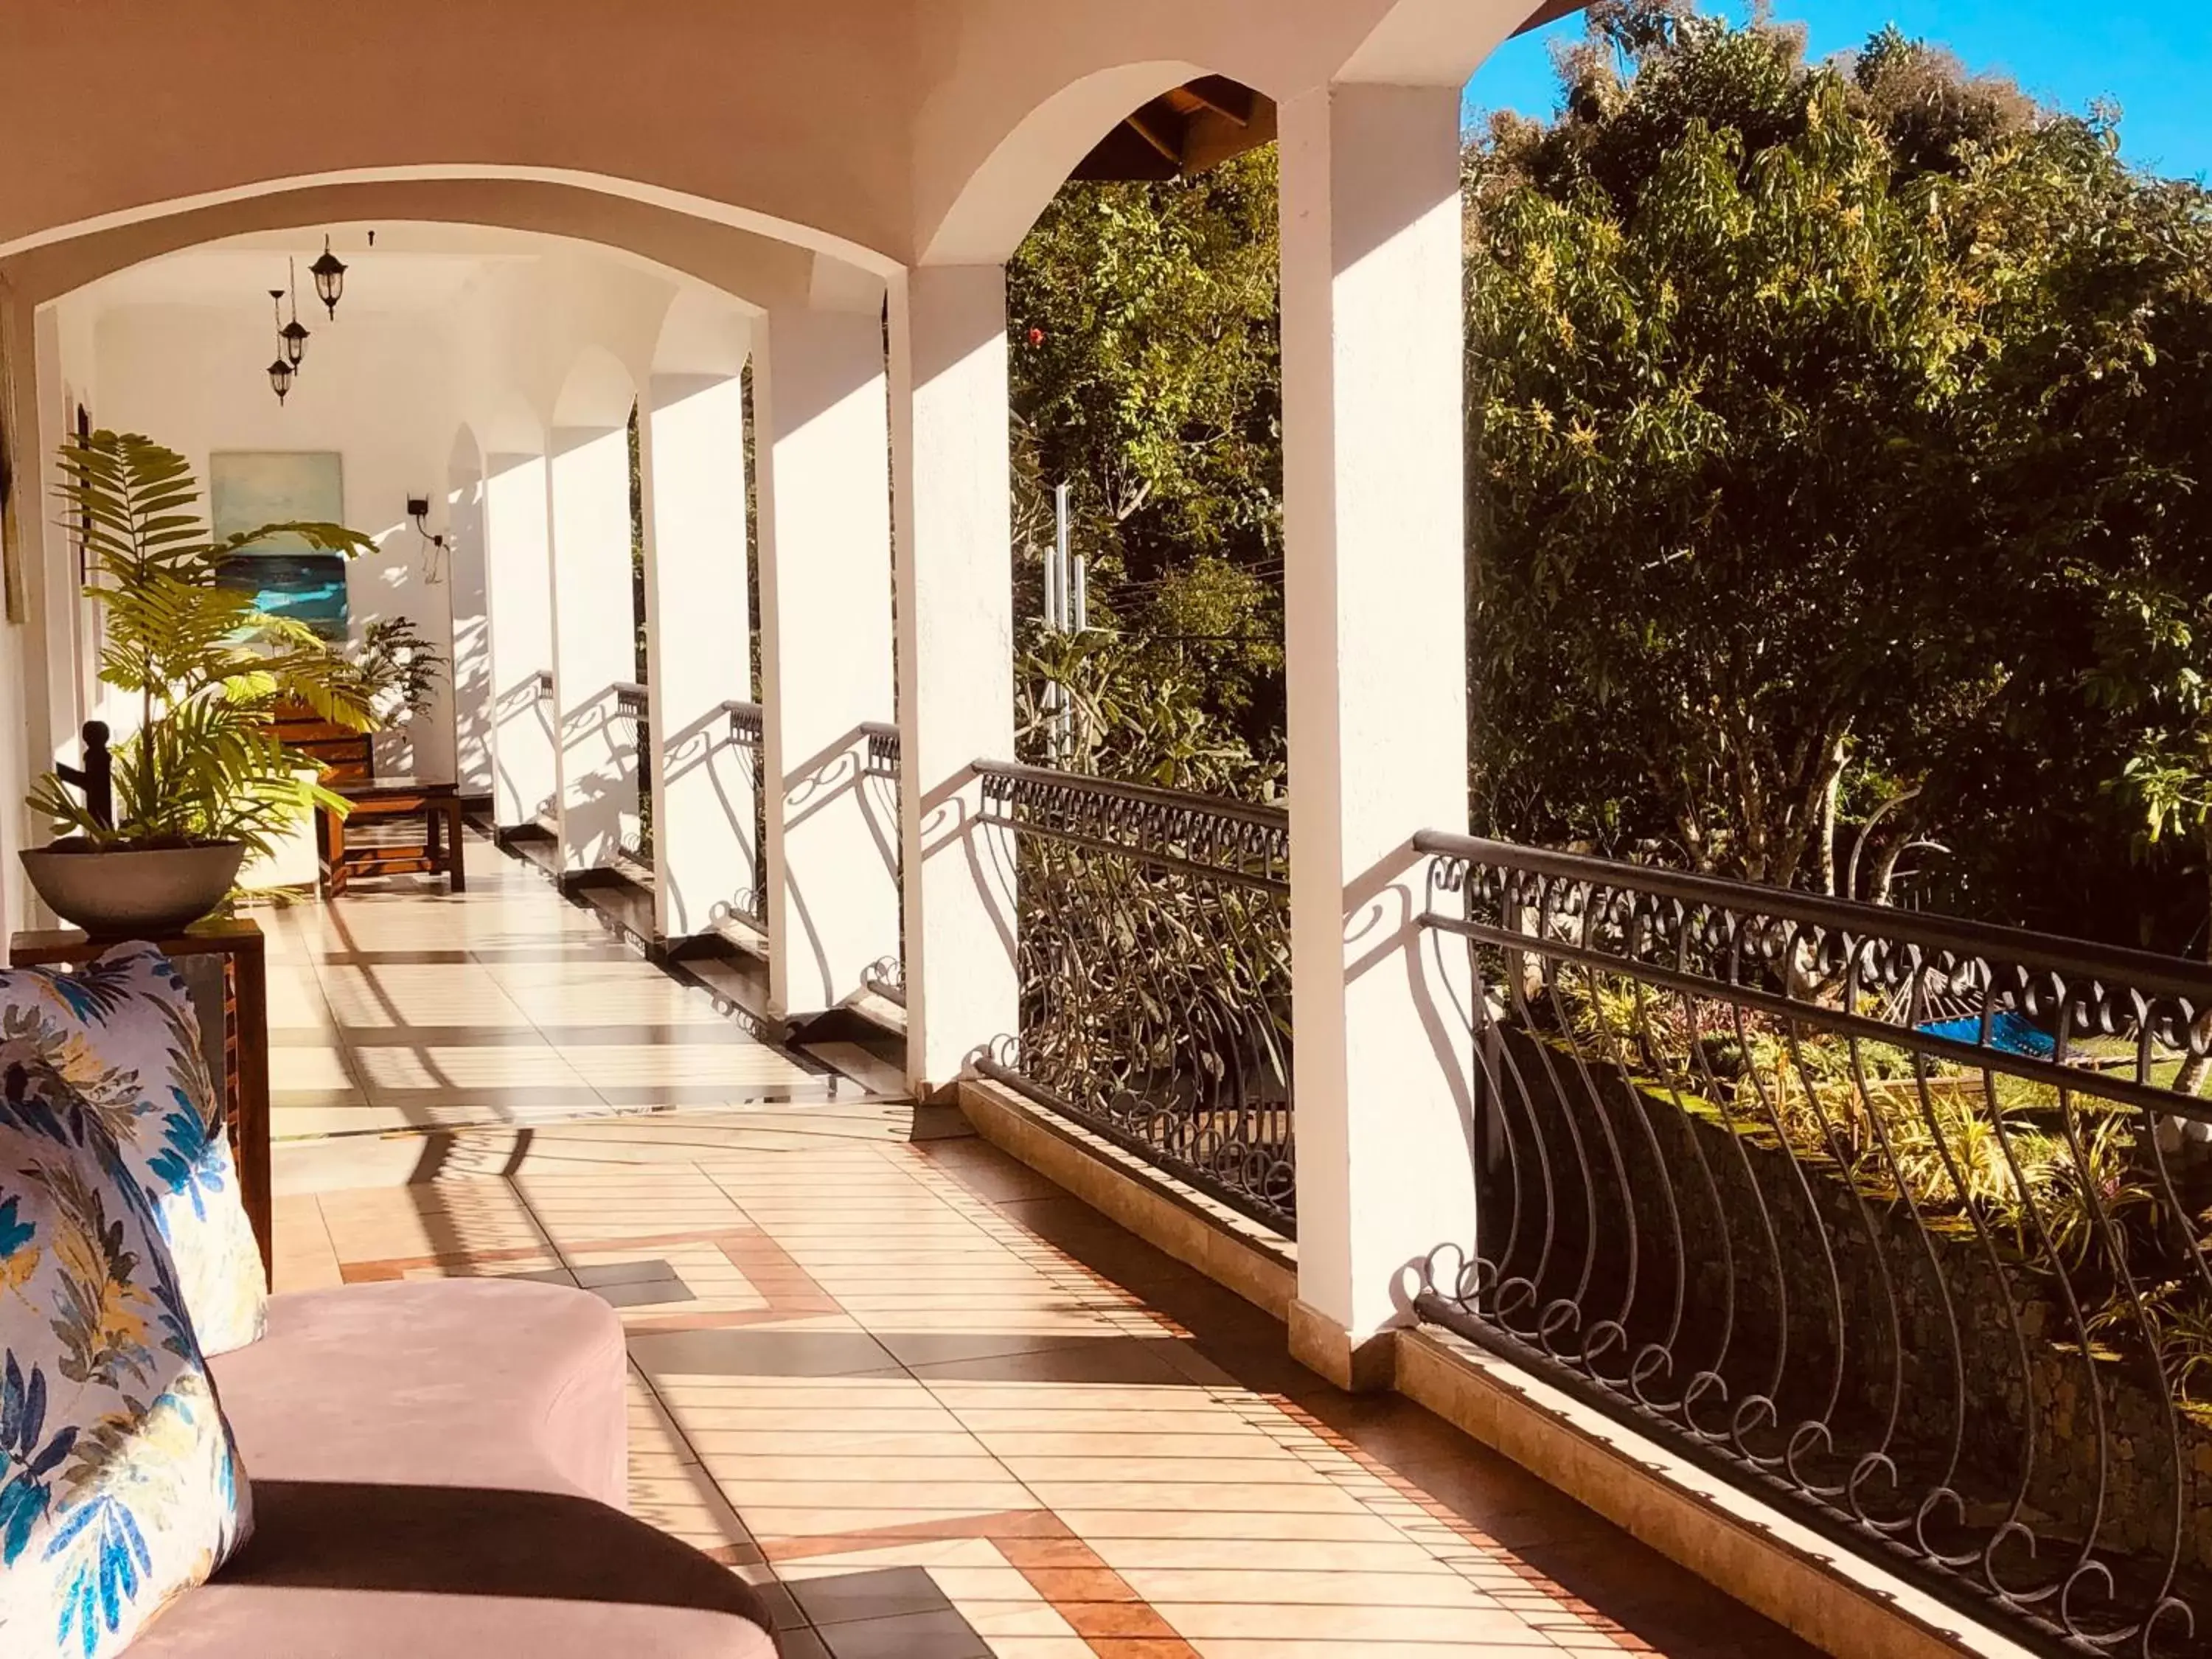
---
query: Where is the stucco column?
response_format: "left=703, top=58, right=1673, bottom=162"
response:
left=1279, top=82, right=1477, bottom=1386
left=484, top=452, right=558, bottom=833
left=547, top=425, right=639, bottom=877
left=641, top=369, right=757, bottom=939
left=447, top=457, right=493, bottom=800
left=756, top=305, right=900, bottom=1023
left=888, top=265, right=1018, bottom=1093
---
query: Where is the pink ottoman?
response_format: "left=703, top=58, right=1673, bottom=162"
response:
left=133, top=1279, right=779, bottom=1658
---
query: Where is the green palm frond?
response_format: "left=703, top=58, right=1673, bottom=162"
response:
left=29, top=430, right=383, bottom=857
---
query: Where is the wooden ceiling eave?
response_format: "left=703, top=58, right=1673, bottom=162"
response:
left=1065, top=4, right=1585, bottom=187
left=1068, top=75, right=1278, bottom=184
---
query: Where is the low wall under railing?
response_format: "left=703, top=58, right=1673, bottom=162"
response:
left=1411, top=830, right=2212, bottom=1658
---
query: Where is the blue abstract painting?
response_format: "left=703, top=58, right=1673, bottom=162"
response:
left=208, top=451, right=348, bottom=641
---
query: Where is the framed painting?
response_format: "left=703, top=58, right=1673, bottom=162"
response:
left=209, top=450, right=348, bottom=641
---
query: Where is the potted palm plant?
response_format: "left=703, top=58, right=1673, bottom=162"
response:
left=20, top=431, right=379, bottom=937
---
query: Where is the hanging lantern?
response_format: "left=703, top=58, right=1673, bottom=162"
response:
left=280, top=258, right=310, bottom=367
left=268, top=356, right=296, bottom=404
left=309, top=234, right=347, bottom=319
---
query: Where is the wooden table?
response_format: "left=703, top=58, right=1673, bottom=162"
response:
left=322, top=777, right=465, bottom=895
left=8, top=919, right=272, bottom=1284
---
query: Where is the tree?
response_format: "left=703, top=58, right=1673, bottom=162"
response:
left=1007, top=150, right=1285, bottom=782
left=1467, top=1, right=2212, bottom=956
left=1467, top=7, right=2003, bottom=886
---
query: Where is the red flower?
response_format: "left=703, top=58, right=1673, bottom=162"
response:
left=1026, top=327, right=1046, bottom=347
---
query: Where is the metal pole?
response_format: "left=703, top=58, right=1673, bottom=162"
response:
left=1072, top=550, right=1088, bottom=633
left=1051, top=482, right=1074, bottom=757
left=1051, top=481, right=1072, bottom=634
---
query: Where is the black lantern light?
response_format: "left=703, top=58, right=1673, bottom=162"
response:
left=279, top=260, right=310, bottom=368
left=309, top=234, right=347, bottom=319
left=268, top=356, right=296, bottom=404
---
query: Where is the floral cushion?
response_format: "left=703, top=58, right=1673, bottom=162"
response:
left=0, top=947, right=266, bottom=1355
left=0, top=1077, right=252, bottom=1657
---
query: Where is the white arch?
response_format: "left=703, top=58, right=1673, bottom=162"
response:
left=1340, top=0, right=1568, bottom=83
left=918, top=61, right=1207, bottom=267
left=652, top=287, right=753, bottom=380
left=552, top=344, right=639, bottom=432
left=4, top=184, right=821, bottom=319
left=0, top=164, right=900, bottom=277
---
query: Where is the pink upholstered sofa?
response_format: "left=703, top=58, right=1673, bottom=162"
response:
left=134, top=1277, right=779, bottom=1657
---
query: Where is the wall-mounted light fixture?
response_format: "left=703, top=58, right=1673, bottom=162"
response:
left=407, top=495, right=447, bottom=585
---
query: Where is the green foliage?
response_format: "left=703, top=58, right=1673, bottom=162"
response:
left=1468, top=1, right=2212, bottom=954
left=27, top=431, right=378, bottom=855
left=352, top=616, right=447, bottom=727
left=1008, top=151, right=1284, bottom=783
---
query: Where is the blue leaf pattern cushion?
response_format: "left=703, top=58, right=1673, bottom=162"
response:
left=0, top=947, right=266, bottom=1355
left=0, top=1076, right=251, bottom=1656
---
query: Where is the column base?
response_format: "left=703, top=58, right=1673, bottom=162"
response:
left=1289, top=1298, right=1398, bottom=1394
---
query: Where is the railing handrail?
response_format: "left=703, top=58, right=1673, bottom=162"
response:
left=975, top=758, right=1287, bottom=832
left=1413, top=828, right=2212, bottom=1004
left=723, top=699, right=764, bottom=745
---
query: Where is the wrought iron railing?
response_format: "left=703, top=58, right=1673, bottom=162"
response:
left=861, top=721, right=900, bottom=776
left=1412, top=830, right=2212, bottom=1657
left=722, top=700, right=768, bottom=928
left=860, top=722, right=905, bottom=1002
left=973, top=762, right=1294, bottom=1234
left=611, top=681, right=650, bottom=867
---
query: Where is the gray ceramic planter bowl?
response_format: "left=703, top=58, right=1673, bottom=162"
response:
left=19, top=840, right=246, bottom=939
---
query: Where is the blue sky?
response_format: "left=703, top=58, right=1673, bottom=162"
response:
left=1463, top=1, right=2212, bottom=181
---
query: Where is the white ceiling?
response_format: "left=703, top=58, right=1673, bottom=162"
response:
left=78, top=223, right=557, bottom=319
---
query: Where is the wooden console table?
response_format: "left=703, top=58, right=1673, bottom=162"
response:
left=7, top=919, right=273, bottom=1284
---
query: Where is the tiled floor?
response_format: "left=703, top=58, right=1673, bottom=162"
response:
left=257, top=842, right=893, bottom=1141
left=266, top=835, right=1821, bottom=1658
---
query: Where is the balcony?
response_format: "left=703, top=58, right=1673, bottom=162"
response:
left=1, top=5, right=2202, bottom=1656
left=259, top=836, right=1819, bottom=1659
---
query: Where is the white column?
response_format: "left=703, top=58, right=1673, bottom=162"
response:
left=756, top=305, right=900, bottom=1022
left=448, top=462, right=493, bottom=799
left=484, top=452, right=558, bottom=832
left=1279, top=83, right=1477, bottom=1385
left=641, top=370, right=756, bottom=939
left=548, top=425, right=639, bottom=876
left=888, top=266, right=1018, bottom=1093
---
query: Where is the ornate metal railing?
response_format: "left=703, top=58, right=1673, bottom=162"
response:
left=973, top=762, right=1294, bottom=1234
left=721, top=700, right=768, bottom=928
left=860, top=955, right=906, bottom=1008
left=612, top=681, right=650, bottom=868
left=860, top=722, right=905, bottom=1001
left=725, top=699, right=764, bottom=748
left=861, top=721, right=900, bottom=777
left=1412, top=830, right=2212, bottom=1657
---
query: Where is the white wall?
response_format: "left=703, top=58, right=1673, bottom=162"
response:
left=87, top=303, right=462, bottom=782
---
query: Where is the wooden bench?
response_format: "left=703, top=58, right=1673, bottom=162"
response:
left=268, top=707, right=465, bottom=895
